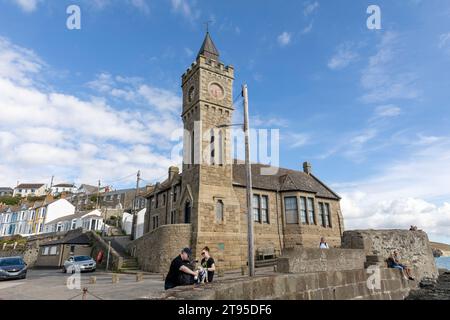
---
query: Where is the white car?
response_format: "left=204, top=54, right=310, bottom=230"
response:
left=63, top=255, right=96, bottom=273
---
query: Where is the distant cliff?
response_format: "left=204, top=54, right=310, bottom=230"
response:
left=430, top=242, right=450, bottom=257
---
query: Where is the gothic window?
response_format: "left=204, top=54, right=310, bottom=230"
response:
left=299, top=197, right=307, bottom=224
left=210, top=129, right=215, bottom=165
left=218, top=129, right=224, bottom=166
left=216, top=200, right=224, bottom=223
left=170, top=210, right=176, bottom=224
left=307, top=198, right=316, bottom=225
left=284, top=197, right=298, bottom=224
left=184, top=201, right=191, bottom=224
left=191, top=130, right=195, bottom=165
left=173, top=186, right=177, bottom=203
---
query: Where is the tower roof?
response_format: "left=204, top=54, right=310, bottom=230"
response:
left=197, top=32, right=220, bottom=60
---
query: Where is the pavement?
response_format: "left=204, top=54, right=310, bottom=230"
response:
left=0, top=266, right=277, bottom=300
left=0, top=269, right=167, bottom=300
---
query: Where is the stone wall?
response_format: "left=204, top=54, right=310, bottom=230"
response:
left=87, top=231, right=123, bottom=271
left=342, top=230, right=438, bottom=280
left=166, top=268, right=416, bottom=300
left=0, top=231, right=68, bottom=267
left=128, top=224, right=192, bottom=274
left=277, top=248, right=367, bottom=274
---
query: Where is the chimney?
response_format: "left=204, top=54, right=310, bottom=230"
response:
left=303, top=162, right=312, bottom=175
left=168, top=166, right=180, bottom=181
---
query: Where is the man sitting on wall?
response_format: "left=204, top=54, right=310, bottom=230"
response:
left=387, top=250, right=415, bottom=281
left=164, top=248, right=199, bottom=290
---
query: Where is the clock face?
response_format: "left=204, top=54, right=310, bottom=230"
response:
left=188, top=86, right=195, bottom=102
left=208, top=82, right=225, bottom=100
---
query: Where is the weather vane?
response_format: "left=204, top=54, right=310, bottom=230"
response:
left=204, top=20, right=213, bottom=33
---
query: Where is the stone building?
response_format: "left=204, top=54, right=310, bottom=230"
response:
left=140, top=32, right=345, bottom=271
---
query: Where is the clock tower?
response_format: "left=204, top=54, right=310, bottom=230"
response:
left=180, top=32, right=243, bottom=268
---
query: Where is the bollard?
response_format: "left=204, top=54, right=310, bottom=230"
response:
left=13, top=242, right=17, bottom=250
left=82, top=288, right=88, bottom=300
left=136, top=272, right=143, bottom=282
left=218, top=268, right=225, bottom=278
left=90, top=276, right=97, bottom=284
left=2, top=243, right=6, bottom=250
left=112, top=274, right=119, bottom=284
left=241, top=266, right=246, bottom=276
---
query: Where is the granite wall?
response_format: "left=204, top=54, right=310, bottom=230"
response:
left=277, top=248, right=367, bottom=273
left=128, top=224, right=192, bottom=274
left=341, top=230, right=438, bottom=280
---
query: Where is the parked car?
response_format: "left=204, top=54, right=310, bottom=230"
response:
left=63, top=255, right=96, bottom=273
left=0, top=256, right=27, bottom=281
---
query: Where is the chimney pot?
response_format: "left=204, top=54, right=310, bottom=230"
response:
left=168, top=166, right=180, bottom=181
left=303, top=162, right=312, bottom=175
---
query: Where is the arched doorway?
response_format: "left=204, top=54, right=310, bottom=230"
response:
left=184, top=201, right=191, bottom=224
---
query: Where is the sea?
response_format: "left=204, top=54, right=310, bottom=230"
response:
left=435, top=257, right=450, bottom=270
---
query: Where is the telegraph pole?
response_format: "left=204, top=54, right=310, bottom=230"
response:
left=96, top=180, right=101, bottom=209
left=131, top=170, right=140, bottom=240
left=243, top=84, right=255, bottom=277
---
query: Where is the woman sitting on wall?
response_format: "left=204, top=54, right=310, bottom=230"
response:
left=387, top=250, right=415, bottom=281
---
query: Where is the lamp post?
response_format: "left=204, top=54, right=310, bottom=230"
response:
left=217, top=84, right=255, bottom=277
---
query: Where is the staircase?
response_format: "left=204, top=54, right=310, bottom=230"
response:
left=120, top=257, right=141, bottom=273
left=102, top=235, right=141, bottom=273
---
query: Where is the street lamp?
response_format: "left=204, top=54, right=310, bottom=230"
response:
left=217, top=84, right=255, bottom=277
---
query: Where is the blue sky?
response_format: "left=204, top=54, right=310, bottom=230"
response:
left=0, top=0, right=450, bottom=242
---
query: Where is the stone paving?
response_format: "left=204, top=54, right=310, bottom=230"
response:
left=0, top=267, right=276, bottom=300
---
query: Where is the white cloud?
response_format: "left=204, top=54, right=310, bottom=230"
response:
left=129, top=0, right=150, bottom=14
left=287, top=133, right=310, bottom=149
left=438, top=33, right=450, bottom=48
left=11, top=0, right=40, bottom=12
left=336, top=136, right=450, bottom=242
left=301, top=22, right=313, bottom=35
left=328, top=42, right=359, bottom=70
left=171, top=0, right=200, bottom=22
left=0, top=36, right=182, bottom=188
left=303, top=1, right=319, bottom=16
left=360, top=32, right=420, bottom=103
left=374, top=105, right=401, bottom=118
left=277, top=32, right=292, bottom=47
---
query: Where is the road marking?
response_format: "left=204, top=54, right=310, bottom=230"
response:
left=0, top=281, right=26, bottom=290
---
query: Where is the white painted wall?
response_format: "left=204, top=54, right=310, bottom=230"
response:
left=135, top=208, right=146, bottom=240
left=122, top=212, right=133, bottom=236
left=44, top=199, right=75, bottom=224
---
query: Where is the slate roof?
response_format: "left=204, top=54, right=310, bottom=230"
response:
left=53, top=184, right=75, bottom=188
left=15, top=183, right=45, bottom=189
left=198, top=32, right=220, bottom=60
left=232, top=163, right=341, bottom=200
left=41, top=232, right=91, bottom=246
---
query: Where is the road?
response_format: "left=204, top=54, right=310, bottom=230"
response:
left=0, top=269, right=167, bottom=300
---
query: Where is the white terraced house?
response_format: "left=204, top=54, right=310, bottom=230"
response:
left=50, top=183, right=77, bottom=196
left=13, top=183, right=46, bottom=198
left=44, top=209, right=104, bottom=234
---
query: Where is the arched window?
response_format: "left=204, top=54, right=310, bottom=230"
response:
left=191, top=131, right=195, bottom=165
left=216, top=200, right=224, bottom=222
left=210, top=129, right=215, bottom=165
left=218, top=129, right=224, bottom=166
left=184, top=201, right=191, bottom=224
